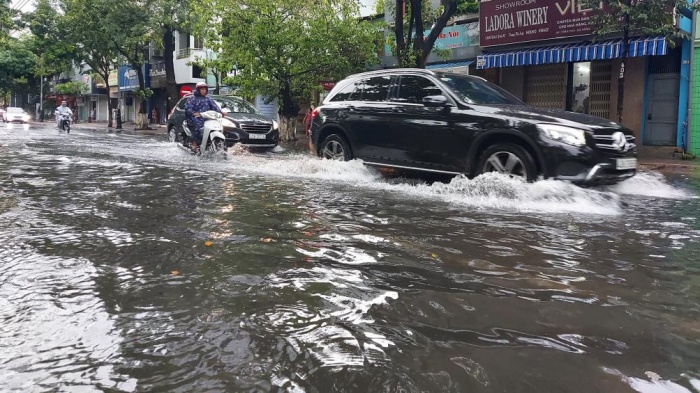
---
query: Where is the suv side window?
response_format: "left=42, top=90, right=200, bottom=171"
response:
left=176, top=98, right=187, bottom=110
left=330, top=81, right=361, bottom=102
left=361, top=76, right=392, bottom=102
left=395, top=75, right=443, bottom=104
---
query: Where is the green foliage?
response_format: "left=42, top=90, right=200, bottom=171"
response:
left=587, top=0, right=698, bottom=42
left=0, top=39, right=37, bottom=93
left=55, top=80, right=88, bottom=95
left=456, top=0, right=478, bottom=15
left=192, top=0, right=379, bottom=121
left=23, top=0, right=78, bottom=75
left=375, top=0, right=385, bottom=14
left=0, top=0, right=16, bottom=46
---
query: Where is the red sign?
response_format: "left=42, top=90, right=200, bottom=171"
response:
left=321, top=81, right=335, bottom=91
left=179, top=85, right=193, bottom=97
left=480, top=0, right=602, bottom=47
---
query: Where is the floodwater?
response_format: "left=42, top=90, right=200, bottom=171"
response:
left=1, top=123, right=700, bottom=392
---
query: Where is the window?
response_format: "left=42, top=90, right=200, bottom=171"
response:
left=194, top=36, right=204, bottom=49
left=437, top=73, right=523, bottom=105
left=361, top=76, right=391, bottom=102
left=215, top=98, right=260, bottom=114
left=192, top=64, right=204, bottom=79
left=395, top=76, right=443, bottom=104
left=177, top=98, right=187, bottom=110
left=330, top=81, right=360, bottom=102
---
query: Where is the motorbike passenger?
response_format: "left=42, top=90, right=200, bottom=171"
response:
left=55, top=101, right=73, bottom=128
left=185, top=82, right=221, bottom=152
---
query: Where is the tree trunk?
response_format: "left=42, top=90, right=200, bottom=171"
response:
left=214, top=72, right=220, bottom=95
left=279, top=81, right=300, bottom=141
left=105, top=80, right=113, bottom=128
left=419, top=0, right=457, bottom=68
left=394, top=0, right=405, bottom=66
left=163, top=27, right=178, bottom=114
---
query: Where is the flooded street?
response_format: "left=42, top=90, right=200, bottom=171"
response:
left=2, top=123, right=700, bottom=392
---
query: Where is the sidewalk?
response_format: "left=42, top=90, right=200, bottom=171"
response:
left=637, top=146, right=700, bottom=174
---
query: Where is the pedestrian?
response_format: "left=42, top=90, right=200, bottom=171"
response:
left=90, top=107, right=96, bottom=123
left=151, top=107, right=159, bottom=125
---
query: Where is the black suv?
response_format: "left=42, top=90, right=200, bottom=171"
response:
left=308, top=69, right=637, bottom=184
left=168, top=95, right=279, bottom=148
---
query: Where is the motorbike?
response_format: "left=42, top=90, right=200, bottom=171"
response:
left=56, top=112, right=71, bottom=133
left=178, top=111, right=227, bottom=155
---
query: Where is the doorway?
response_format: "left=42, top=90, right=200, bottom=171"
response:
left=644, top=74, right=679, bottom=146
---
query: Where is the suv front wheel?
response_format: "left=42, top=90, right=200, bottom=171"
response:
left=477, top=143, right=537, bottom=182
left=319, top=134, right=352, bottom=161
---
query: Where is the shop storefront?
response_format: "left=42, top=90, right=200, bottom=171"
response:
left=149, top=61, right=167, bottom=124
left=118, top=64, right=151, bottom=123
left=476, top=0, right=691, bottom=145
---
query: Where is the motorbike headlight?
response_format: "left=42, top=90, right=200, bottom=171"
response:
left=272, top=120, right=279, bottom=130
left=219, top=118, right=238, bottom=128
left=538, top=124, right=587, bottom=147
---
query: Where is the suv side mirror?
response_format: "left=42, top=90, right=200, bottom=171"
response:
left=422, top=95, right=450, bottom=108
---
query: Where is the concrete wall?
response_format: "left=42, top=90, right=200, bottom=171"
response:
left=690, top=49, right=700, bottom=155
left=609, top=57, right=646, bottom=140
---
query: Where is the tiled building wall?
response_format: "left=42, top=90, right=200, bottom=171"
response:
left=690, top=49, right=700, bottom=156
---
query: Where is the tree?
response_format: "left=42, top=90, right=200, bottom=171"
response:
left=588, top=0, right=698, bottom=124
left=190, top=54, right=228, bottom=95
left=193, top=0, right=379, bottom=141
left=0, top=39, right=37, bottom=99
left=0, top=0, right=15, bottom=46
left=102, top=0, right=154, bottom=129
left=22, top=0, right=78, bottom=76
left=389, top=0, right=477, bottom=68
left=60, top=0, right=119, bottom=127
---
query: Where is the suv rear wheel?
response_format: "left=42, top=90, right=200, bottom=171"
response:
left=319, top=134, right=352, bottom=161
left=477, top=143, right=537, bottom=182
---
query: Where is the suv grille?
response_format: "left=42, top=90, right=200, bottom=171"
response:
left=592, top=129, right=636, bottom=153
left=241, top=122, right=271, bottom=133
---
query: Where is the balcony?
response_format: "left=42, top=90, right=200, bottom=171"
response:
left=174, top=48, right=207, bottom=85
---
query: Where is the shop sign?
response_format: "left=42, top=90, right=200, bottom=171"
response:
left=118, top=64, right=151, bottom=91
left=385, top=23, right=479, bottom=56
left=321, top=81, right=335, bottom=91
left=480, top=0, right=603, bottom=47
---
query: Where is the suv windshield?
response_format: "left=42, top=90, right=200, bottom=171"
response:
left=215, top=98, right=260, bottom=114
left=436, top=73, right=523, bottom=106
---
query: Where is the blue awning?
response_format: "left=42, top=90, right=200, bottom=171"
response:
left=426, top=60, right=474, bottom=70
left=476, top=37, right=668, bottom=70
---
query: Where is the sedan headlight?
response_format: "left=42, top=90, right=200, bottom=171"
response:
left=538, top=124, right=587, bottom=147
left=219, top=118, right=238, bottom=128
left=272, top=120, right=279, bottom=130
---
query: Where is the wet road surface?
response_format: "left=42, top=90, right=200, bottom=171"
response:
left=1, top=123, right=700, bottom=392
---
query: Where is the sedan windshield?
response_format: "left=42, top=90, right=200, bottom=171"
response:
left=7, top=108, right=24, bottom=113
left=436, top=73, right=524, bottom=106
left=215, top=98, right=260, bottom=114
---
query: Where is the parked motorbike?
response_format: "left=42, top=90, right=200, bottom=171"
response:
left=56, top=112, right=71, bottom=133
left=178, top=111, right=227, bottom=155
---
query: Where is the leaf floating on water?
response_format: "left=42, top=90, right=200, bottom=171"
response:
left=260, top=238, right=275, bottom=243
left=451, top=357, right=489, bottom=386
left=204, top=241, right=213, bottom=247
left=171, top=270, right=179, bottom=276
left=430, top=253, right=438, bottom=259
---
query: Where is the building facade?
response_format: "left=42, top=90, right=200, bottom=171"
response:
left=476, top=0, right=692, bottom=147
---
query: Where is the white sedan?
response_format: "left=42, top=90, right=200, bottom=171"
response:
left=3, top=107, right=30, bottom=123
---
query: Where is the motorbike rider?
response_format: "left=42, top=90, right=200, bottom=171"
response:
left=55, top=101, right=73, bottom=128
left=185, top=82, right=221, bottom=151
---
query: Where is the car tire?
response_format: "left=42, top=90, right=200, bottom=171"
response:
left=168, top=126, right=177, bottom=143
left=477, top=143, right=537, bottom=182
left=319, top=134, right=352, bottom=161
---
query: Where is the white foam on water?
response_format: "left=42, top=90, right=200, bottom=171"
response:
left=607, top=172, right=696, bottom=200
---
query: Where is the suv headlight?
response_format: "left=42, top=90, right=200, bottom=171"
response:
left=538, top=124, right=587, bottom=147
left=219, top=118, right=238, bottom=128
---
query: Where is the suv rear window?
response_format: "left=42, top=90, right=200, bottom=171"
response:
left=360, top=76, right=391, bottom=102
left=330, top=81, right=361, bottom=102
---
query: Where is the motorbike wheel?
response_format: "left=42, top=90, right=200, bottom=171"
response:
left=210, top=137, right=226, bottom=153
left=66, top=122, right=70, bottom=133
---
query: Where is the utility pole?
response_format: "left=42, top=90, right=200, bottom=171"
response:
left=40, top=74, right=44, bottom=122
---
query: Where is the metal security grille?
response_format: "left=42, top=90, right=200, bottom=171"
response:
left=648, top=48, right=681, bottom=75
left=589, top=61, right=612, bottom=119
left=525, top=64, right=567, bottom=110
